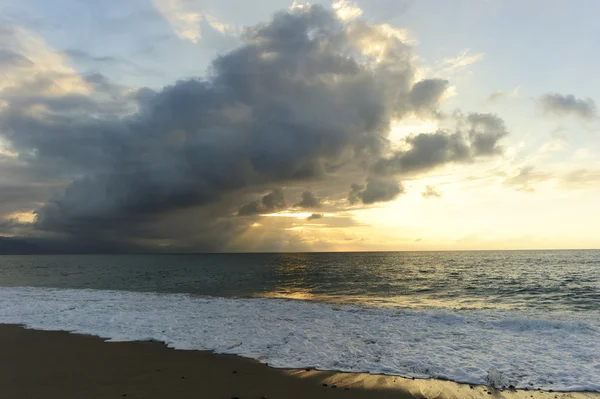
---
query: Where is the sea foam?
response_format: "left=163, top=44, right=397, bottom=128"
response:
left=0, top=287, right=598, bottom=392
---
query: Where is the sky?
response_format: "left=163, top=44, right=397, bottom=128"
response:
left=0, top=0, right=599, bottom=252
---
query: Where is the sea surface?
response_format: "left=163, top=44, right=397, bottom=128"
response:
left=0, top=251, right=599, bottom=391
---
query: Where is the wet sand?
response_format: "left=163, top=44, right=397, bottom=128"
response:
left=0, top=324, right=597, bottom=399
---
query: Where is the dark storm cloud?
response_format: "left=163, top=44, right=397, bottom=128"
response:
left=0, top=184, right=51, bottom=215
left=295, top=191, right=321, bottom=209
left=238, top=189, right=286, bottom=216
left=0, top=5, right=509, bottom=251
left=348, top=177, right=403, bottom=204
left=18, top=5, right=424, bottom=237
left=373, top=113, right=507, bottom=175
left=237, top=201, right=264, bottom=217
left=0, top=217, right=29, bottom=232
left=348, top=183, right=365, bottom=205
left=373, top=131, right=470, bottom=175
left=361, top=177, right=404, bottom=204
left=539, top=93, right=597, bottom=119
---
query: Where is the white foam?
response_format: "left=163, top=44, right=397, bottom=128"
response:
left=0, top=287, right=598, bottom=392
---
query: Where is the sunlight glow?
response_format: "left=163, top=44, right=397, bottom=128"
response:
left=7, top=211, right=36, bottom=224
left=263, top=212, right=333, bottom=219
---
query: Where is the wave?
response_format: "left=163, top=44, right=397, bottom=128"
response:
left=1, top=287, right=598, bottom=392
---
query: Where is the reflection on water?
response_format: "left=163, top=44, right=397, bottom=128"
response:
left=0, top=250, right=599, bottom=311
left=256, top=251, right=600, bottom=311
left=267, top=253, right=313, bottom=300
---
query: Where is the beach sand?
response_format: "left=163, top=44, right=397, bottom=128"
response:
left=1, top=324, right=597, bottom=399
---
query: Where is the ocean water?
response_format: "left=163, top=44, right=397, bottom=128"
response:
left=0, top=251, right=599, bottom=391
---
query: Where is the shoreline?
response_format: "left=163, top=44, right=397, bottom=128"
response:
left=1, top=324, right=598, bottom=399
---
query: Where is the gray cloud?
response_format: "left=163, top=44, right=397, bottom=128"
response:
left=348, top=177, right=403, bottom=204
left=0, top=49, right=32, bottom=67
left=307, top=213, right=323, bottom=221
left=373, top=131, right=470, bottom=175
left=0, top=217, right=30, bottom=234
left=348, top=183, right=365, bottom=205
left=238, top=189, right=286, bottom=216
left=11, top=6, right=424, bottom=242
left=65, top=49, right=118, bottom=63
left=539, top=93, right=597, bottom=119
left=466, top=113, right=508, bottom=156
left=0, top=5, right=509, bottom=251
left=421, top=185, right=442, bottom=199
left=295, top=191, right=321, bottom=209
left=409, top=79, right=449, bottom=114
left=487, top=91, right=506, bottom=103
left=373, top=113, right=507, bottom=175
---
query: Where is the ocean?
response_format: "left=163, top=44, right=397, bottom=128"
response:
left=1, top=251, right=599, bottom=391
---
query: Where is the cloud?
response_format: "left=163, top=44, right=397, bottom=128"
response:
left=307, top=213, right=324, bottom=221
left=0, top=49, right=33, bottom=68
left=238, top=189, right=286, bottom=216
left=561, top=168, right=600, bottom=189
left=501, top=165, right=600, bottom=192
left=24, top=5, right=427, bottom=238
left=0, top=5, right=509, bottom=251
left=64, top=49, right=164, bottom=78
left=348, top=177, right=403, bottom=204
left=502, top=166, right=551, bottom=192
left=409, top=79, right=449, bottom=114
left=538, top=93, right=597, bottom=119
left=0, top=217, right=31, bottom=235
left=332, top=0, right=363, bottom=22
left=421, top=185, right=441, bottom=199
left=64, top=50, right=118, bottom=64
left=295, top=191, right=321, bottom=208
left=348, top=183, right=365, bottom=205
left=0, top=26, right=92, bottom=95
left=437, top=49, right=484, bottom=75
left=465, top=113, right=509, bottom=155
left=373, top=113, right=508, bottom=175
left=152, top=0, right=235, bottom=44
left=487, top=86, right=520, bottom=103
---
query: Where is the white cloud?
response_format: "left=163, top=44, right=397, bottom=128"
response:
left=152, top=0, right=234, bottom=43
left=0, top=26, right=91, bottom=96
left=332, top=0, right=363, bottom=22
left=488, top=86, right=520, bottom=103
left=290, top=0, right=311, bottom=11
left=436, top=48, right=484, bottom=75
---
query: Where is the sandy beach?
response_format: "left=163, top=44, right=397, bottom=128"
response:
left=0, top=324, right=597, bottom=399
